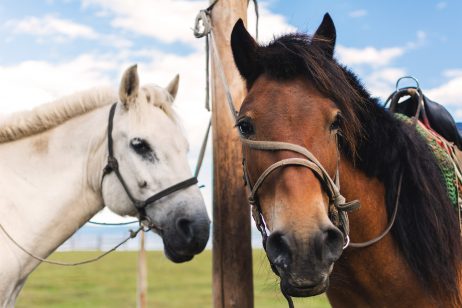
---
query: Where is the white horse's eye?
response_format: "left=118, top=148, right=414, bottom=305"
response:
left=130, top=138, right=152, bottom=156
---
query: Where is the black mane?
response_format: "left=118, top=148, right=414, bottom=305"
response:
left=254, top=33, right=462, bottom=304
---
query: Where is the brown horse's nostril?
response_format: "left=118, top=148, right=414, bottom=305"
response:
left=267, top=232, right=292, bottom=270
left=176, top=218, right=194, bottom=243
left=321, top=226, right=344, bottom=263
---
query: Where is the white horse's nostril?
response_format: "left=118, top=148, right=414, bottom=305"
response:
left=139, top=180, right=147, bottom=188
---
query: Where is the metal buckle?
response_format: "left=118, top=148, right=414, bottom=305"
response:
left=343, top=234, right=350, bottom=249
left=103, top=156, right=119, bottom=175
left=139, top=216, right=153, bottom=232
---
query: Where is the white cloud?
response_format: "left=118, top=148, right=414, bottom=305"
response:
left=443, top=69, right=462, bottom=78
left=82, top=0, right=296, bottom=47
left=82, top=0, right=206, bottom=45
left=426, top=75, right=462, bottom=107
left=247, top=1, right=296, bottom=43
left=4, top=14, right=133, bottom=48
left=348, top=9, right=367, bottom=18
left=336, top=30, right=426, bottom=68
left=336, top=45, right=405, bottom=67
left=423, top=71, right=462, bottom=121
left=363, top=67, right=407, bottom=99
left=406, top=30, right=426, bottom=49
left=454, top=109, right=462, bottom=120
left=436, top=2, right=447, bottom=10
left=5, top=15, right=99, bottom=40
left=0, top=54, right=116, bottom=113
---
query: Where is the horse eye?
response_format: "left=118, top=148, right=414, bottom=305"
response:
left=130, top=138, right=152, bottom=155
left=237, top=118, right=255, bottom=137
left=330, top=115, right=341, bottom=131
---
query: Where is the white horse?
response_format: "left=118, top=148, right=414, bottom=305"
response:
left=0, top=65, right=210, bottom=307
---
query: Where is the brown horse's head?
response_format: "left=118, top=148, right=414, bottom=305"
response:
left=231, top=14, right=362, bottom=297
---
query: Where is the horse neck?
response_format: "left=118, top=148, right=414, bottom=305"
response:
left=0, top=104, right=109, bottom=275
left=324, top=96, right=454, bottom=306
left=325, top=159, right=431, bottom=306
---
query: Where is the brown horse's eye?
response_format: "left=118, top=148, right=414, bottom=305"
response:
left=237, top=118, right=255, bottom=137
left=330, top=115, right=341, bottom=131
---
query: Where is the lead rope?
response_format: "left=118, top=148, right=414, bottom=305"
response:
left=0, top=224, right=145, bottom=266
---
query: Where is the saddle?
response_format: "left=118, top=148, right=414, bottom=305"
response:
left=391, top=89, right=462, bottom=150
left=387, top=81, right=462, bottom=209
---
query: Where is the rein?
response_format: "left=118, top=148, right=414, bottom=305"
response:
left=101, top=103, right=199, bottom=227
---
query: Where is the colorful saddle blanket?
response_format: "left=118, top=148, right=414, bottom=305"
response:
left=395, top=113, right=462, bottom=209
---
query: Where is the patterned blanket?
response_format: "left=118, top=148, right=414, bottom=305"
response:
left=395, top=113, right=462, bottom=209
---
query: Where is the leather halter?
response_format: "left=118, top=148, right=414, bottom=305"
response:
left=101, top=103, right=199, bottom=226
left=241, top=137, right=361, bottom=251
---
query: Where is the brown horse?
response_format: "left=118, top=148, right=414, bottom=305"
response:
left=230, top=14, right=462, bottom=307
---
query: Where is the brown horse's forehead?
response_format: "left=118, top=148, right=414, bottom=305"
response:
left=240, top=75, right=339, bottom=127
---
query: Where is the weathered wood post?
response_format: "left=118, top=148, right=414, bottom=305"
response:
left=137, top=231, right=147, bottom=308
left=209, top=0, right=254, bottom=307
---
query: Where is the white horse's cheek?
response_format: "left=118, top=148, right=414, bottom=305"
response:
left=102, top=178, right=136, bottom=216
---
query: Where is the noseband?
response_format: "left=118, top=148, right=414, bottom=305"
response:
left=101, top=103, right=199, bottom=226
left=241, top=137, right=361, bottom=251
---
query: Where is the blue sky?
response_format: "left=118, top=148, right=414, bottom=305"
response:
left=0, top=0, right=460, bottom=220
left=277, top=1, right=462, bottom=89
left=1, top=1, right=460, bottom=107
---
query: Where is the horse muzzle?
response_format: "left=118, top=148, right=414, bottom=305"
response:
left=266, top=226, right=343, bottom=296
left=159, top=213, right=210, bottom=263
left=281, top=275, right=329, bottom=297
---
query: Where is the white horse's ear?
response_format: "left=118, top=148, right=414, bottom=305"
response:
left=119, top=64, right=140, bottom=109
left=166, top=74, right=180, bottom=101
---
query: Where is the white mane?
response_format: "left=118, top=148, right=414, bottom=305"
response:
left=0, top=85, right=176, bottom=143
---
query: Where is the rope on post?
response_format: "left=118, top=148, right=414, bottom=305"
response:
left=193, top=0, right=259, bottom=118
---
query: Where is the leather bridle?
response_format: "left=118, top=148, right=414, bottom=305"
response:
left=101, top=103, right=199, bottom=227
left=241, top=137, right=360, bottom=252
left=241, top=132, right=404, bottom=250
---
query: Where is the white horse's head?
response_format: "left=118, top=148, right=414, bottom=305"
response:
left=102, top=65, right=210, bottom=262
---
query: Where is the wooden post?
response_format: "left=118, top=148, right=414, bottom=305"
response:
left=137, top=231, right=147, bottom=308
left=210, top=1, right=254, bottom=307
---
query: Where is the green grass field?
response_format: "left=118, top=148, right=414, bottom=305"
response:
left=16, top=249, right=330, bottom=308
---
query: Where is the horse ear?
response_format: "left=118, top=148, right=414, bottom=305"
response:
left=231, top=18, right=258, bottom=81
left=312, top=13, right=336, bottom=58
left=119, top=64, right=140, bottom=109
left=166, top=74, right=180, bottom=101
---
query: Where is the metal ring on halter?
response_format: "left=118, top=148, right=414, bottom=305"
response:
left=395, top=76, right=420, bottom=91
left=139, top=216, right=155, bottom=231
left=343, top=234, right=350, bottom=249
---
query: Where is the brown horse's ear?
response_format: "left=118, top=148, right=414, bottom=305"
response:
left=231, top=18, right=258, bottom=81
left=312, top=13, right=336, bottom=58
left=119, top=64, right=140, bottom=109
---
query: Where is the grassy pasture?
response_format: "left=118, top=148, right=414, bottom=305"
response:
left=16, top=250, right=330, bottom=307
